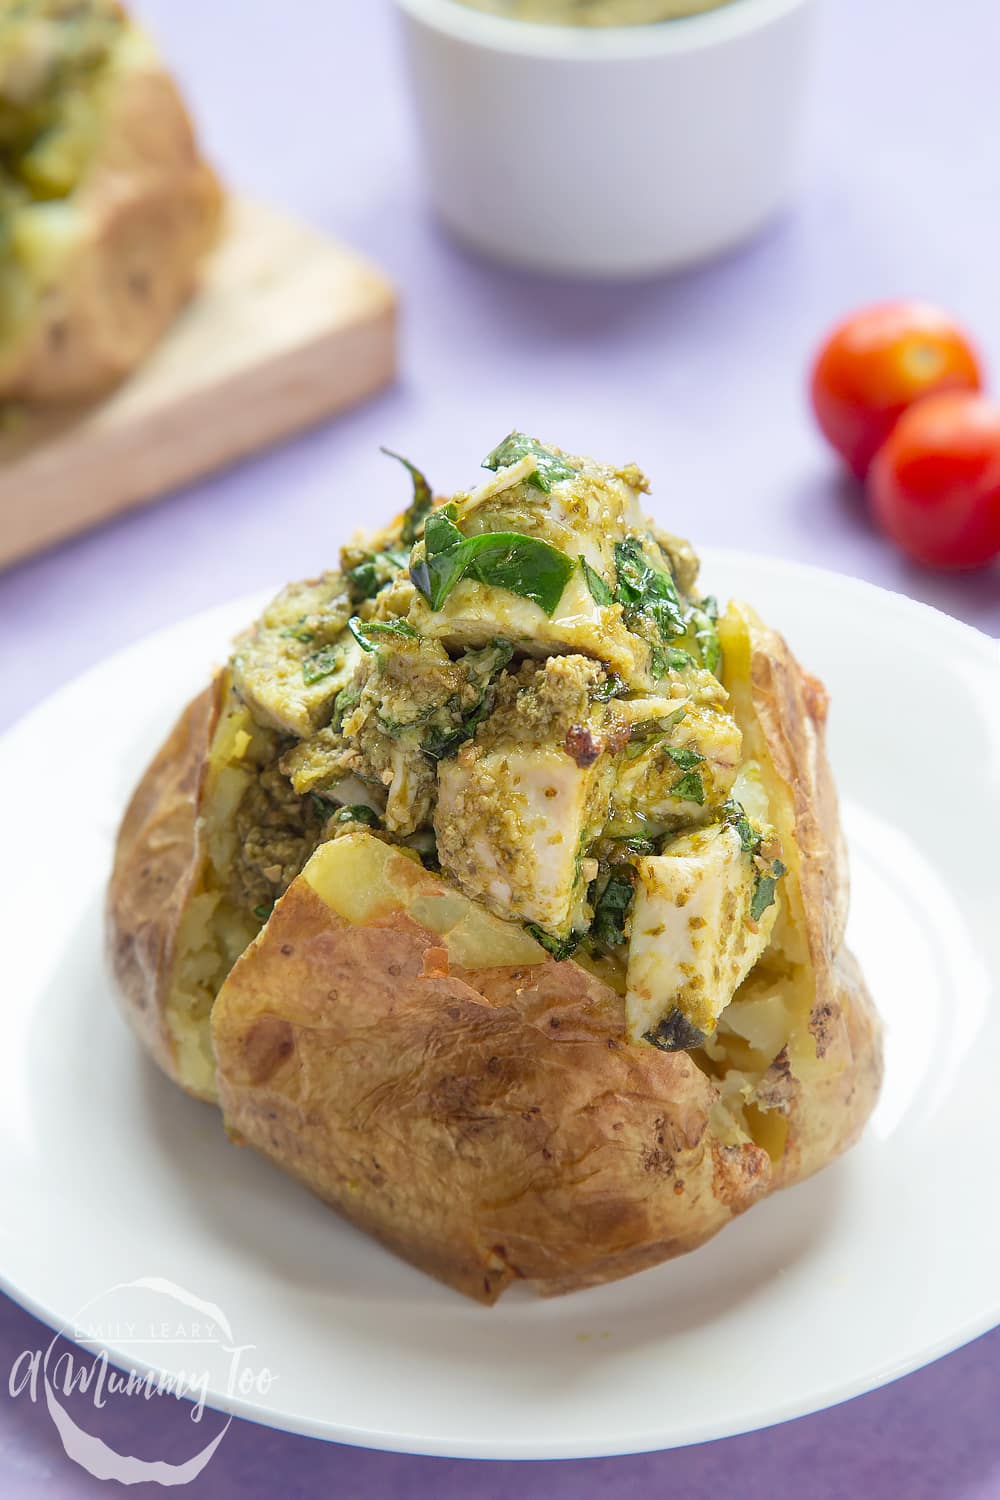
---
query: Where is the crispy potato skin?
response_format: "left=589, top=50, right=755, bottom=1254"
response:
left=742, top=615, right=883, bottom=1190
left=0, top=48, right=222, bottom=402
left=108, top=608, right=883, bottom=1302
left=212, top=883, right=771, bottom=1303
left=105, top=682, right=220, bottom=1097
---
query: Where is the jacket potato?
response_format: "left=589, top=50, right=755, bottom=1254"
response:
left=0, top=0, right=221, bottom=403
left=107, top=435, right=883, bottom=1302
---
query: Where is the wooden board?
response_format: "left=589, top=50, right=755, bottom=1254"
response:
left=0, top=198, right=396, bottom=570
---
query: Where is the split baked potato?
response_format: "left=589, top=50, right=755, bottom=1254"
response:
left=107, top=434, right=882, bottom=1303
left=0, top=0, right=221, bottom=402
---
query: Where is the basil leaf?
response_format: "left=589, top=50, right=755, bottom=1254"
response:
left=333, top=804, right=381, bottom=827
left=663, top=745, right=704, bottom=770
left=348, top=616, right=418, bottom=652
left=526, top=925, right=582, bottom=961
left=381, top=448, right=434, bottom=545
left=302, top=645, right=342, bottom=685
left=751, top=858, right=787, bottom=923
left=580, top=556, right=614, bottom=607
left=482, top=432, right=576, bottom=494
left=670, top=769, right=705, bottom=804
left=347, top=549, right=408, bottom=604
left=614, top=537, right=686, bottom=640
left=412, top=528, right=574, bottom=615
left=590, top=867, right=636, bottom=949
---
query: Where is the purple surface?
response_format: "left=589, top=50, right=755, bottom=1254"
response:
left=1, top=0, right=998, bottom=1493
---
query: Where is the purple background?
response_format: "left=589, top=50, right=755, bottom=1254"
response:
left=1, top=0, right=998, bottom=1493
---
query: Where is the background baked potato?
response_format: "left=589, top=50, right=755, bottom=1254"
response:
left=107, top=437, right=883, bottom=1302
left=0, top=0, right=221, bottom=402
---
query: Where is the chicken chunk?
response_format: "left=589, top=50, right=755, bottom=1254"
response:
left=610, top=701, right=743, bottom=837
left=406, top=442, right=670, bottom=690
left=434, top=655, right=617, bottom=934
left=231, top=573, right=358, bottom=738
left=436, top=743, right=614, bottom=935
left=460, top=443, right=649, bottom=576
left=408, top=567, right=652, bottom=686
left=625, top=822, right=782, bottom=1047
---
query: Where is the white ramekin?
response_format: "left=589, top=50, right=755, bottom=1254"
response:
left=394, top=0, right=818, bottom=277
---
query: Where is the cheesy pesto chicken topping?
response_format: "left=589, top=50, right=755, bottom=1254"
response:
left=223, top=435, right=787, bottom=1054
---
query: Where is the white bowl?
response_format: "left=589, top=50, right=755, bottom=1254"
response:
left=394, top=0, right=818, bottom=277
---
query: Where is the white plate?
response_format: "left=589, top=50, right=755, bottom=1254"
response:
left=1, top=552, right=997, bottom=1460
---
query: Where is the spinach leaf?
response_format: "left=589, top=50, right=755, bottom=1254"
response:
left=592, top=670, right=627, bottom=703
left=614, top=537, right=686, bottom=642
left=580, top=555, right=614, bottom=607
left=281, top=620, right=315, bottom=644
left=381, top=447, right=434, bottom=545
left=721, top=798, right=757, bottom=854
left=331, top=680, right=361, bottom=731
left=527, top=925, right=582, bottom=961
left=663, top=745, right=704, bottom=770
left=347, top=616, right=418, bottom=652
left=751, top=858, right=787, bottom=923
left=411, top=519, right=574, bottom=615
left=421, top=640, right=514, bottom=760
left=614, top=836, right=657, bottom=856
left=333, top=804, right=381, bottom=827
left=482, top=432, right=576, bottom=494
left=670, top=768, right=705, bottom=804
left=688, top=595, right=722, bottom=676
left=302, top=645, right=342, bottom=685
left=590, top=867, right=636, bottom=949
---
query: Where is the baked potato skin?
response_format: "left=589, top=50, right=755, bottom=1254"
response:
left=107, top=596, right=882, bottom=1302
left=0, top=39, right=222, bottom=402
left=211, top=850, right=771, bottom=1304
left=738, top=609, right=883, bottom=1191
left=105, top=680, right=220, bottom=1098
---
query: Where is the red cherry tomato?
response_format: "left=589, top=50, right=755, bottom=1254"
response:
left=869, top=391, right=1000, bottom=570
left=810, top=302, right=983, bottom=478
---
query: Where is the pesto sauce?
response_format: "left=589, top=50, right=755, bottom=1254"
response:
left=453, top=0, right=734, bottom=26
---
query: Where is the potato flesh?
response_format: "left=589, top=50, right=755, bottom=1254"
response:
left=167, top=682, right=275, bottom=1098
left=302, top=830, right=547, bottom=969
